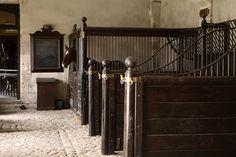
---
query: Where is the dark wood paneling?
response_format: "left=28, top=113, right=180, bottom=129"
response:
left=81, top=72, right=89, bottom=125
left=134, top=82, right=143, bottom=157
left=71, top=27, right=196, bottom=37
left=143, top=134, right=236, bottom=151
left=143, top=85, right=236, bottom=102
left=108, top=76, right=116, bottom=152
left=138, top=76, right=236, bottom=157
left=114, top=76, right=124, bottom=151
left=101, top=76, right=116, bottom=154
left=94, top=75, right=102, bottom=134
left=143, top=149, right=236, bottom=157
left=143, top=102, right=236, bottom=118
left=115, top=104, right=124, bottom=115
left=142, top=76, right=236, bottom=85
left=143, top=118, right=236, bottom=134
left=88, top=72, right=101, bottom=136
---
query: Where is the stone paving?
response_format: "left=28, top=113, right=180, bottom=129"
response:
left=0, top=108, right=122, bottom=157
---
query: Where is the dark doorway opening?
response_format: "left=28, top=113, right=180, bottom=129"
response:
left=0, top=4, right=20, bottom=100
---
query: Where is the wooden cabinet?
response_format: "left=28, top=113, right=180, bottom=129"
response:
left=36, top=78, right=56, bottom=110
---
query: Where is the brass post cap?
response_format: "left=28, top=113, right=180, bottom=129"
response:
left=125, top=56, right=136, bottom=69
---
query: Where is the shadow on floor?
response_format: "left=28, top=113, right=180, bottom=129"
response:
left=0, top=96, right=25, bottom=113
left=0, top=95, right=21, bottom=104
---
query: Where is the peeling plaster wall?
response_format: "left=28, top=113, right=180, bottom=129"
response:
left=160, top=0, right=212, bottom=28
left=18, top=0, right=150, bottom=106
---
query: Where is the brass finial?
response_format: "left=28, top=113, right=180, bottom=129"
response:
left=125, top=56, right=136, bottom=69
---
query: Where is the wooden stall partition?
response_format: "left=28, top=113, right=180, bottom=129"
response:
left=68, top=17, right=89, bottom=125
left=122, top=57, right=236, bottom=157
left=88, top=59, right=102, bottom=136
left=68, top=16, right=236, bottom=126
left=88, top=59, right=125, bottom=137
left=139, top=76, right=236, bottom=157
left=101, top=60, right=125, bottom=155
left=123, top=76, right=236, bottom=156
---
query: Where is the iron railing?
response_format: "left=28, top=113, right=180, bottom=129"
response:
left=0, top=69, right=18, bottom=97
left=138, top=25, right=236, bottom=76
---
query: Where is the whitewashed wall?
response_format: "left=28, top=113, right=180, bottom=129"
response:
left=212, top=0, right=236, bottom=22
left=159, top=0, right=236, bottom=28
left=160, top=0, right=212, bottom=28
left=20, top=0, right=151, bottom=106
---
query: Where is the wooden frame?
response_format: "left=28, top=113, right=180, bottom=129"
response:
left=30, top=26, right=64, bottom=72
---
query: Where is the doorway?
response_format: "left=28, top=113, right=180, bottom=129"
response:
left=0, top=4, right=20, bottom=100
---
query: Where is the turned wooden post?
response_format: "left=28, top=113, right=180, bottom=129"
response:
left=80, top=16, right=88, bottom=125
left=88, top=59, right=96, bottom=136
left=101, top=60, right=116, bottom=155
left=123, top=57, right=137, bottom=157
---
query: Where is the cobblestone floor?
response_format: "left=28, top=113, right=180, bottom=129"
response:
left=0, top=108, right=122, bottom=157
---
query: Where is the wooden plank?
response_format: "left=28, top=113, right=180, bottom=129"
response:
left=115, top=103, right=124, bottom=116
left=88, top=71, right=95, bottom=136
left=115, top=127, right=124, bottom=150
left=84, top=27, right=194, bottom=37
left=115, top=115, right=124, bottom=151
left=143, top=149, right=236, bottom=157
left=101, top=75, right=117, bottom=155
left=108, top=77, right=116, bottom=153
left=115, top=116, right=124, bottom=127
left=80, top=72, right=88, bottom=125
left=88, top=72, right=101, bottom=135
left=94, top=76, right=101, bottom=135
left=142, top=76, right=236, bottom=85
left=143, top=85, right=236, bottom=102
left=143, top=102, right=236, bottom=118
left=134, top=82, right=143, bottom=157
left=143, top=117, right=236, bottom=134
left=143, top=134, right=236, bottom=151
left=101, top=74, right=109, bottom=154
left=114, top=76, right=124, bottom=151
